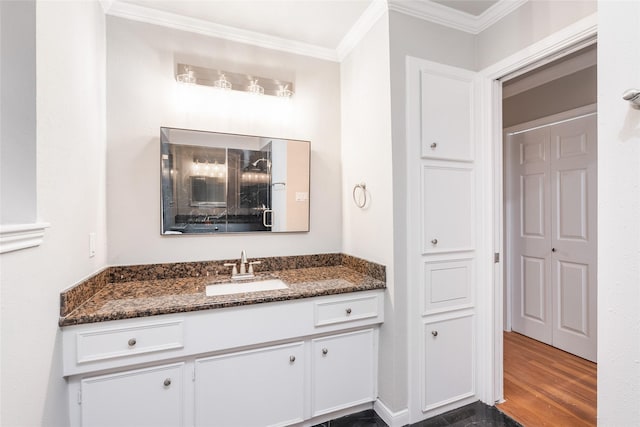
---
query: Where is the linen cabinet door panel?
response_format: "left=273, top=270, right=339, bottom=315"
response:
left=420, top=70, right=474, bottom=161
left=81, top=363, right=184, bottom=427
left=422, top=165, right=474, bottom=254
left=311, top=329, right=375, bottom=416
left=423, top=259, right=474, bottom=315
left=194, top=342, right=304, bottom=427
left=422, top=315, right=474, bottom=411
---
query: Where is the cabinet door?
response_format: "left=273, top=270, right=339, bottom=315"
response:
left=81, top=363, right=184, bottom=427
left=422, top=165, right=474, bottom=254
left=423, top=315, right=474, bottom=411
left=311, top=329, right=375, bottom=416
left=194, top=342, right=304, bottom=427
left=420, top=70, right=474, bottom=161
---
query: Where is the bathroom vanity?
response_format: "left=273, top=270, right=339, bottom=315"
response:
left=60, top=255, right=385, bottom=427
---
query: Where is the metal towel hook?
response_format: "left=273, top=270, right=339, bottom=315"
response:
left=352, top=183, right=367, bottom=208
left=622, top=88, right=640, bottom=109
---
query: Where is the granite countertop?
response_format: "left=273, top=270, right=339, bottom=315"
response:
left=59, top=263, right=386, bottom=327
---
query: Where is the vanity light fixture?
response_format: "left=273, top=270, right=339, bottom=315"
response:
left=277, top=84, right=294, bottom=98
left=214, top=74, right=232, bottom=90
left=175, top=63, right=294, bottom=97
left=248, top=79, right=265, bottom=95
left=176, top=65, right=196, bottom=84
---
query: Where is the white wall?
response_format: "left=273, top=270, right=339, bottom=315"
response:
left=476, top=0, right=597, bottom=70
left=596, top=1, right=640, bottom=423
left=0, top=1, right=107, bottom=426
left=106, top=17, right=342, bottom=265
left=340, top=13, right=399, bottom=412
left=0, top=0, right=37, bottom=224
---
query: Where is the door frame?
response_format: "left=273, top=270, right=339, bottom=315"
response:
left=474, top=13, right=597, bottom=405
left=503, top=104, right=597, bottom=336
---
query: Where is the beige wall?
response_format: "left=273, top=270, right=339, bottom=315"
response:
left=285, top=141, right=310, bottom=231
left=503, top=65, right=597, bottom=128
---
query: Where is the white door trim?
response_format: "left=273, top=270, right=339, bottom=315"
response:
left=474, top=12, right=597, bottom=405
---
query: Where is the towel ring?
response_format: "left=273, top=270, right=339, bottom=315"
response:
left=353, top=183, right=367, bottom=208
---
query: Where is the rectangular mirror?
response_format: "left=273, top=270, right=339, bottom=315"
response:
left=161, top=127, right=310, bottom=234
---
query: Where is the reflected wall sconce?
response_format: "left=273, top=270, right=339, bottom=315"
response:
left=176, top=63, right=294, bottom=98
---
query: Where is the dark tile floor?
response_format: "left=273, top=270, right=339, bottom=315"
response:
left=313, top=401, right=522, bottom=427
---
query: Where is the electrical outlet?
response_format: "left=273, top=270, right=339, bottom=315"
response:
left=89, top=232, right=96, bottom=258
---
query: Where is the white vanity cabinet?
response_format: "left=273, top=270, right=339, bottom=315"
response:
left=80, top=362, right=185, bottom=427
left=63, top=290, right=384, bottom=427
left=311, top=329, right=375, bottom=416
left=194, top=342, right=305, bottom=427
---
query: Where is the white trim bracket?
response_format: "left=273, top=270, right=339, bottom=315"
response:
left=0, top=222, right=50, bottom=254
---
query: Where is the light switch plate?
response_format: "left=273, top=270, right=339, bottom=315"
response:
left=295, top=192, right=309, bottom=202
left=89, top=232, right=96, bottom=258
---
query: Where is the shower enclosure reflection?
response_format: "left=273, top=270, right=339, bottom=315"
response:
left=161, top=127, right=310, bottom=234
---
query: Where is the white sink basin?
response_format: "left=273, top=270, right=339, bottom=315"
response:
left=206, top=279, right=288, bottom=297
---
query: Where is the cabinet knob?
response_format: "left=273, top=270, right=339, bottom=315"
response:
left=431, top=239, right=438, bottom=245
left=432, top=331, right=438, bottom=337
left=552, top=248, right=556, bottom=252
left=322, top=348, right=328, bottom=355
left=430, top=142, right=437, bottom=149
left=289, top=355, right=296, bottom=363
left=163, top=378, right=171, bottom=387
left=345, top=308, right=352, bottom=315
left=128, top=338, right=137, bottom=347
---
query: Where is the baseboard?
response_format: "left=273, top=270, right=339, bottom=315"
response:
left=374, top=399, right=409, bottom=427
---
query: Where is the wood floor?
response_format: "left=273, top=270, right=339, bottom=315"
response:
left=497, top=332, right=597, bottom=426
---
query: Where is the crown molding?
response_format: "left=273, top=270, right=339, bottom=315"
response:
left=387, top=0, right=527, bottom=34
left=336, top=0, right=388, bottom=61
left=104, top=0, right=340, bottom=62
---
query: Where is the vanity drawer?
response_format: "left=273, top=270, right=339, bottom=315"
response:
left=76, top=320, right=184, bottom=364
left=314, top=295, right=379, bottom=326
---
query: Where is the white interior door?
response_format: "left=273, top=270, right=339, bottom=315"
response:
left=549, top=114, right=597, bottom=361
left=506, top=126, right=553, bottom=345
left=506, top=111, right=597, bottom=362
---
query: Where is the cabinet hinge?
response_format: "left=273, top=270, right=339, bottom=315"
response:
left=192, top=367, right=196, bottom=382
left=494, top=252, right=500, bottom=263
left=77, top=390, right=82, bottom=405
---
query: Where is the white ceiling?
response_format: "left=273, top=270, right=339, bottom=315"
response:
left=108, top=0, right=525, bottom=60
left=120, top=0, right=373, bottom=49
left=432, top=0, right=498, bottom=16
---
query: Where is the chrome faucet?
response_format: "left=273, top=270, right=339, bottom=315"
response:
left=239, top=250, right=248, bottom=274
left=224, top=250, right=261, bottom=280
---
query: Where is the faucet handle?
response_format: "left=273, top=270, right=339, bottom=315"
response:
left=223, top=263, right=238, bottom=276
left=248, top=260, right=261, bottom=274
